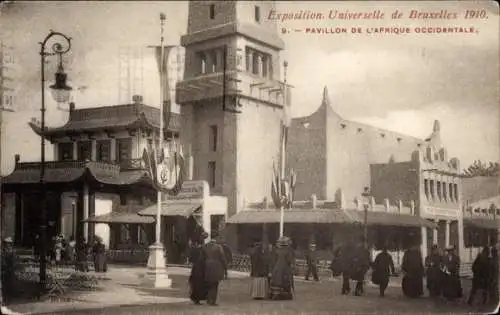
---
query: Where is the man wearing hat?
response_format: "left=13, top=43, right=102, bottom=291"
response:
left=442, top=245, right=462, bottom=301
left=188, top=232, right=209, bottom=305
left=1, top=237, right=16, bottom=304
left=486, top=241, right=499, bottom=306
left=304, top=242, right=319, bottom=282
left=201, top=232, right=227, bottom=306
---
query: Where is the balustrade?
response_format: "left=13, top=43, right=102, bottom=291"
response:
left=15, top=158, right=145, bottom=171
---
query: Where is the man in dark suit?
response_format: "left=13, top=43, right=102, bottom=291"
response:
left=486, top=242, right=499, bottom=305
left=202, top=235, right=228, bottom=306
left=305, top=243, right=319, bottom=281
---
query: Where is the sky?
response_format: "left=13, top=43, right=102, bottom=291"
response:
left=0, top=0, right=498, bottom=174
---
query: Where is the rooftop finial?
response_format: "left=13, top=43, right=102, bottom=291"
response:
left=433, top=120, right=440, bottom=132
left=322, top=86, right=331, bottom=107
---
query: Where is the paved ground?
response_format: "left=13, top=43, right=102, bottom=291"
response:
left=5, top=265, right=498, bottom=315
left=5, top=265, right=247, bottom=315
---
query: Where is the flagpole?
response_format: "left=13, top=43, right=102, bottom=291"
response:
left=279, top=61, right=288, bottom=238
left=156, top=12, right=166, bottom=246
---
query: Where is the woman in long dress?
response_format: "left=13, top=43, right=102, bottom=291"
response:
left=92, top=236, right=107, bottom=273
left=269, top=236, right=295, bottom=300
left=250, top=241, right=270, bottom=299
left=65, top=236, right=76, bottom=263
left=75, top=237, right=89, bottom=272
left=401, top=244, right=424, bottom=298
left=371, top=246, right=395, bottom=297
left=188, top=233, right=209, bottom=304
left=467, top=246, right=491, bottom=305
left=425, top=244, right=443, bottom=298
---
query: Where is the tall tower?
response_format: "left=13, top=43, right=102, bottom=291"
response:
left=177, top=1, right=288, bottom=225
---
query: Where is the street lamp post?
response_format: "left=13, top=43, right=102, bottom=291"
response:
left=39, top=31, right=72, bottom=292
left=361, top=187, right=371, bottom=250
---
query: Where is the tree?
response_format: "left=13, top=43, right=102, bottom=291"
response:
left=462, top=160, right=499, bottom=177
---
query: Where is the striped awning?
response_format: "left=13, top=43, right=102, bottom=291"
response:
left=138, top=199, right=203, bottom=217
left=83, top=212, right=154, bottom=224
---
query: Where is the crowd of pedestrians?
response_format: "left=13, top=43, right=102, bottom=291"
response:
left=186, top=234, right=499, bottom=309
left=187, top=235, right=298, bottom=306
left=32, top=234, right=107, bottom=273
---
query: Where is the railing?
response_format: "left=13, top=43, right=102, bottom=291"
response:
left=15, top=159, right=144, bottom=171
left=118, top=158, right=145, bottom=170
left=15, top=248, right=474, bottom=278
left=16, top=160, right=87, bottom=170
left=107, top=249, right=149, bottom=263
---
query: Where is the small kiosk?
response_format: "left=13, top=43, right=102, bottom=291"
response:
left=138, top=180, right=228, bottom=263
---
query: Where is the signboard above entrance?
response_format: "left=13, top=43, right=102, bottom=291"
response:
left=167, top=180, right=207, bottom=200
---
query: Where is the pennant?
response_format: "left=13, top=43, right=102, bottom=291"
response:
left=271, top=162, right=281, bottom=208
left=154, top=45, right=175, bottom=132
left=280, top=82, right=292, bottom=155
left=281, top=82, right=292, bottom=128
left=289, top=168, right=297, bottom=205
left=271, top=175, right=280, bottom=209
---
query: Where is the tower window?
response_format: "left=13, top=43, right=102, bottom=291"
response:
left=255, top=6, right=261, bottom=22
left=252, top=52, right=259, bottom=75
left=209, top=4, right=215, bottom=19
left=436, top=181, right=441, bottom=200
left=268, top=58, right=273, bottom=79
left=261, top=55, right=268, bottom=77
left=208, top=161, right=216, bottom=188
left=197, top=52, right=207, bottom=74
left=209, top=125, right=218, bottom=152
left=245, top=49, right=251, bottom=72
left=424, top=179, right=429, bottom=199
left=245, top=46, right=271, bottom=77
left=211, top=51, right=218, bottom=73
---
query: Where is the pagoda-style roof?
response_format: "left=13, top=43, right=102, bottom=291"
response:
left=1, top=160, right=150, bottom=187
left=29, top=103, right=181, bottom=139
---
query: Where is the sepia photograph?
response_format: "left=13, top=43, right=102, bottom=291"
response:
left=0, top=1, right=498, bottom=314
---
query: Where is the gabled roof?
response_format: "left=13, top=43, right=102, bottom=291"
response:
left=29, top=103, right=181, bottom=138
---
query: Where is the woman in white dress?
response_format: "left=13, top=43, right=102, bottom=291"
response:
left=250, top=241, right=270, bottom=299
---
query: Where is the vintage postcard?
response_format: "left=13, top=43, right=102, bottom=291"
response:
left=0, top=1, right=498, bottom=314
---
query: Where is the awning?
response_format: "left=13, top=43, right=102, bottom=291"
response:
left=227, top=208, right=436, bottom=228
left=83, top=212, right=155, bottom=224
left=138, top=199, right=203, bottom=217
left=226, top=209, right=358, bottom=224
left=464, top=218, right=500, bottom=230
left=344, top=209, right=437, bottom=229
